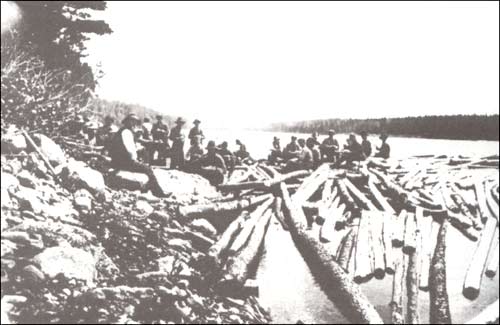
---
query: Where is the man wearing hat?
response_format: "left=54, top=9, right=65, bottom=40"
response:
left=375, top=133, right=390, bottom=159
left=188, top=119, right=205, bottom=146
left=335, top=133, right=365, bottom=167
left=320, top=129, right=339, bottom=162
left=97, top=115, right=116, bottom=149
left=217, top=141, right=236, bottom=172
left=151, top=115, right=170, bottom=165
left=109, top=114, right=164, bottom=196
left=197, top=140, right=227, bottom=186
left=283, top=136, right=301, bottom=160
left=169, top=117, right=186, bottom=170
left=360, top=131, right=372, bottom=158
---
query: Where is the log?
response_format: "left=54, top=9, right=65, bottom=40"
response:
left=336, top=178, right=359, bottom=212
left=465, top=299, right=499, bottom=325
left=417, top=213, right=436, bottom=291
left=370, top=212, right=386, bottom=279
left=292, top=163, right=330, bottom=203
left=429, top=220, right=452, bottom=324
left=369, top=167, right=410, bottom=208
left=280, top=184, right=384, bottom=324
left=354, top=211, right=374, bottom=283
left=382, top=212, right=395, bottom=274
left=319, top=201, right=345, bottom=243
left=273, top=196, right=288, bottom=231
left=368, top=179, right=396, bottom=214
left=390, top=247, right=406, bottom=325
left=344, top=178, right=377, bottom=211
left=207, top=211, right=249, bottom=268
left=463, top=215, right=498, bottom=300
left=485, top=230, right=499, bottom=278
left=228, top=198, right=274, bottom=254
left=450, top=184, right=482, bottom=230
left=219, top=208, right=273, bottom=291
left=316, top=179, right=335, bottom=224
left=336, top=227, right=358, bottom=273
left=486, top=183, right=499, bottom=220
left=336, top=210, right=354, bottom=229
left=392, top=209, right=406, bottom=247
left=406, top=242, right=421, bottom=324
left=263, top=170, right=311, bottom=188
left=178, top=193, right=273, bottom=218
left=403, top=212, right=417, bottom=254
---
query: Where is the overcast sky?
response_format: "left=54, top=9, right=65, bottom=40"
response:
left=84, top=1, right=499, bottom=128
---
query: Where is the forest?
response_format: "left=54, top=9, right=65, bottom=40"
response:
left=266, top=114, right=499, bottom=141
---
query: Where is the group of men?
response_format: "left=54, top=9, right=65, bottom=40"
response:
left=269, top=129, right=390, bottom=171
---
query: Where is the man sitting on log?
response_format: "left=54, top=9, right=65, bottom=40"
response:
left=197, top=140, right=227, bottom=186
left=284, top=138, right=313, bottom=172
left=283, top=136, right=301, bottom=160
left=374, top=133, right=390, bottom=159
left=217, top=141, right=236, bottom=172
left=320, top=129, right=339, bottom=162
left=186, top=135, right=205, bottom=164
left=307, top=137, right=322, bottom=169
left=234, top=139, right=254, bottom=165
left=334, top=133, right=366, bottom=168
left=360, top=131, right=372, bottom=158
left=268, top=136, right=283, bottom=165
left=109, top=114, right=164, bottom=196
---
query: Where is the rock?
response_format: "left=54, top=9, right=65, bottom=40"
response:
left=3, top=159, right=23, bottom=175
left=11, top=186, right=46, bottom=214
left=17, top=170, right=37, bottom=189
left=150, top=211, right=171, bottom=225
left=61, top=159, right=105, bottom=199
left=32, top=133, right=66, bottom=167
left=74, top=189, right=93, bottom=211
left=24, top=152, right=49, bottom=178
left=135, top=200, right=154, bottom=215
left=1, top=240, right=18, bottom=257
left=153, top=169, right=219, bottom=200
left=22, top=264, right=46, bottom=283
left=167, top=238, right=192, bottom=252
left=1, top=231, right=31, bottom=245
left=107, top=171, right=149, bottom=191
left=33, top=245, right=96, bottom=285
left=1, top=172, right=19, bottom=190
left=1, top=132, right=27, bottom=154
left=157, top=255, right=176, bottom=274
left=190, top=219, right=217, bottom=237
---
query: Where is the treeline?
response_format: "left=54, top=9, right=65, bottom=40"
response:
left=267, top=115, right=499, bottom=141
left=88, top=98, right=179, bottom=125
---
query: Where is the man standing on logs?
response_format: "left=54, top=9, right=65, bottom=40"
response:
left=320, top=129, right=339, bottom=162
left=188, top=119, right=205, bottom=145
left=197, top=140, right=227, bottom=186
left=109, top=114, right=164, bottom=196
left=375, top=133, right=391, bottom=159
left=151, top=115, right=170, bottom=166
left=360, top=131, right=372, bottom=158
left=170, top=117, right=186, bottom=170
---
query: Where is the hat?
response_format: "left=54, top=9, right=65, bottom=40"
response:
left=193, top=119, right=201, bottom=124
left=123, top=113, right=140, bottom=125
left=206, top=140, right=216, bottom=150
left=328, top=129, right=335, bottom=135
left=156, top=115, right=163, bottom=120
left=176, top=117, right=186, bottom=124
left=291, top=136, right=297, bottom=141
left=360, top=131, right=367, bottom=137
left=380, top=133, right=388, bottom=140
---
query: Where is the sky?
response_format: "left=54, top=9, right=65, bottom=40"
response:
left=82, top=1, right=499, bottom=128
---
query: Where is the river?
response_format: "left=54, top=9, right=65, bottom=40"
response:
left=203, top=128, right=499, bottom=324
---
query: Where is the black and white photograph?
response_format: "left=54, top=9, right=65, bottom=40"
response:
left=1, top=1, right=499, bottom=324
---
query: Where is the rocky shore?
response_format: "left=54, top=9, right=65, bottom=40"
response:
left=1, top=130, right=272, bottom=324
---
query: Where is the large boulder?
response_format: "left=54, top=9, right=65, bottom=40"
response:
left=153, top=169, right=218, bottom=200
left=32, top=134, right=66, bottom=167
left=33, top=245, right=96, bottom=285
left=107, top=171, right=149, bottom=191
left=61, top=159, right=106, bottom=199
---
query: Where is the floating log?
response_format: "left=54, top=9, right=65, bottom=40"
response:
left=336, top=227, right=358, bottom=273
left=273, top=196, right=288, bottom=231
left=369, top=168, right=410, bottom=209
left=429, top=220, right=452, bottom=324
left=354, top=211, right=374, bottom=283
left=368, top=179, right=396, bottom=214
left=418, top=214, right=437, bottom=291
left=178, top=193, right=273, bottom=218
left=486, top=183, right=499, bottom=220
left=336, top=210, right=354, bottom=229
left=218, top=180, right=269, bottom=192
left=403, top=212, right=417, bottom=254
left=263, top=170, right=311, bottom=188
left=463, top=214, right=498, bottom=300
left=465, top=299, right=499, bottom=325
left=292, top=164, right=330, bottom=203
left=219, top=208, right=273, bottom=291
left=207, top=211, right=249, bottom=268
left=390, top=247, right=406, bottom=325
left=221, top=169, right=310, bottom=192
left=370, top=212, right=386, bottom=279
left=336, top=178, right=359, bottom=213
left=328, top=221, right=349, bottom=256
left=450, top=184, right=482, bottom=230
left=228, top=198, right=274, bottom=254
left=485, top=230, right=499, bottom=278
left=319, top=201, right=344, bottom=243
left=280, top=184, right=384, bottom=324
left=382, top=213, right=395, bottom=274
left=392, top=209, right=406, bottom=247
left=344, top=178, right=377, bottom=211
left=406, top=239, right=421, bottom=324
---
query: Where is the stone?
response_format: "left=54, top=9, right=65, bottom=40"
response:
left=1, top=132, right=27, bottom=154
left=167, top=238, right=192, bottom=252
left=190, top=219, right=217, bottom=237
left=11, top=186, right=46, bottom=214
left=107, top=171, right=149, bottom=191
left=22, top=264, right=46, bottom=283
left=61, top=159, right=105, bottom=199
left=135, top=200, right=154, bottom=215
left=1, top=172, right=19, bottom=190
left=153, top=169, right=218, bottom=200
left=157, top=255, right=176, bottom=274
left=32, top=133, right=66, bottom=167
left=17, top=170, right=37, bottom=189
left=150, top=211, right=171, bottom=225
left=33, top=245, right=96, bottom=285
left=74, top=189, right=93, bottom=211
